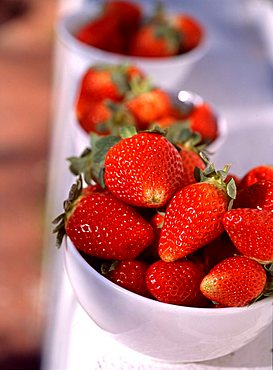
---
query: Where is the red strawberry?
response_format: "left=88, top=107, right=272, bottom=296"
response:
left=125, top=89, right=173, bottom=130
left=166, top=127, right=207, bottom=187
left=76, top=14, right=124, bottom=53
left=129, top=22, right=181, bottom=57
left=159, top=162, right=236, bottom=262
left=171, top=14, right=203, bottom=52
left=239, top=165, right=273, bottom=189
left=146, top=259, right=206, bottom=306
left=188, top=103, right=218, bottom=144
left=102, top=260, right=151, bottom=297
left=201, top=232, right=240, bottom=273
left=144, top=211, right=165, bottom=260
left=200, top=256, right=267, bottom=307
left=234, top=180, right=273, bottom=211
left=104, top=128, right=184, bottom=208
left=76, top=97, right=112, bottom=134
left=53, top=178, right=154, bottom=260
left=77, top=64, right=145, bottom=102
left=223, top=208, right=273, bottom=264
left=104, top=0, right=142, bottom=48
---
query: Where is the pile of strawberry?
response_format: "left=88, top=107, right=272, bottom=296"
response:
left=75, top=63, right=218, bottom=144
left=53, top=126, right=273, bottom=308
left=75, top=1, right=203, bottom=57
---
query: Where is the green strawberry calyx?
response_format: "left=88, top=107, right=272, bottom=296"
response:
left=52, top=176, right=83, bottom=248
left=194, top=153, right=237, bottom=209
left=68, top=133, right=121, bottom=188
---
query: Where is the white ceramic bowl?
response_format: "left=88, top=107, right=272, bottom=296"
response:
left=56, top=4, right=209, bottom=93
left=64, top=237, right=273, bottom=363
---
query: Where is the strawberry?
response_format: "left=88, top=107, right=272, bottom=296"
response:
left=234, top=180, right=273, bottom=211
left=171, top=14, right=203, bottom=52
left=201, top=232, right=240, bottom=273
left=76, top=14, right=124, bottom=53
left=76, top=64, right=145, bottom=103
left=144, top=211, right=165, bottom=260
left=104, top=0, right=142, bottom=49
left=76, top=97, right=112, bottom=134
left=129, top=22, right=181, bottom=57
left=200, top=256, right=267, bottom=307
left=239, top=165, right=273, bottom=189
left=102, top=260, right=151, bottom=297
left=125, top=89, right=173, bottom=130
left=146, top=259, right=206, bottom=306
left=159, top=162, right=236, bottom=262
left=188, top=103, right=218, bottom=144
left=104, top=127, right=184, bottom=208
left=53, top=177, right=154, bottom=260
left=223, top=208, right=273, bottom=264
left=166, top=126, right=207, bottom=187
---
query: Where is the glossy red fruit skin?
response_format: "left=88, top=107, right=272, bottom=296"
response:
left=104, top=133, right=184, bottom=208
left=239, top=165, right=273, bottom=189
left=223, top=208, right=273, bottom=264
left=125, top=89, right=173, bottom=130
left=66, top=190, right=154, bottom=260
left=200, top=256, right=267, bottom=307
left=178, top=147, right=206, bottom=187
left=159, top=182, right=228, bottom=262
left=171, top=14, right=203, bottom=52
left=146, top=259, right=206, bottom=306
left=76, top=15, right=124, bottom=53
left=76, top=97, right=111, bottom=134
left=189, top=103, right=218, bottom=143
left=234, top=180, right=273, bottom=211
left=129, top=24, right=180, bottom=58
left=105, top=260, right=151, bottom=297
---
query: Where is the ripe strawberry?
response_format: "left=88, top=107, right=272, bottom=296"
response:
left=129, top=22, right=181, bottom=57
left=146, top=259, right=206, bottom=306
left=143, top=211, right=165, bottom=260
left=234, top=180, right=273, bottom=211
left=188, top=103, right=218, bottom=144
left=201, top=232, right=240, bottom=273
left=53, top=177, right=154, bottom=260
left=171, top=14, right=203, bottom=52
left=104, top=128, right=184, bottom=208
left=166, top=127, right=207, bottom=187
left=159, top=162, right=236, bottom=262
left=77, top=64, right=145, bottom=103
left=200, top=256, right=267, bottom=307
left=125, top=89, right=173, bottom=130
left=76, top=14, right=124, bottom=53
left=102, top=260, right=151, bottom=297
left=76, top=97, right=112, bottom=134
left=104, top=0, right=142, bottom=48
left=223, top=208, right=273, bottom=264
left=239, top=165, right=273, bottom=189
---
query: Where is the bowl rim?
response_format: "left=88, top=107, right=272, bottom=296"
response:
left=65, top=236, right=273, bottom=315
left=56, top=6, right=210, bottom=67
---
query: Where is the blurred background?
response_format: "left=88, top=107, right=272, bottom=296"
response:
left=0, top=0, right=57, bottom=368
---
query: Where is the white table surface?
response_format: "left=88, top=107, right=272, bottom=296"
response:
left=41, top=1, right=273, bottom=369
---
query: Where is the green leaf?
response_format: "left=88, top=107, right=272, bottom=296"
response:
left=119, top=126, right=137, bottom=139
left=67, top=148, right=93, bottom=185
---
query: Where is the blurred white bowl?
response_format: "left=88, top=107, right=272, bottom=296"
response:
left=64, top=237, right=273, bottom=363
left=56, top=4, right=209, bottom=92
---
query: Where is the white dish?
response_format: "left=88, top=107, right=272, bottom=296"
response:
left=64, top=237, right=273, bottom=363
